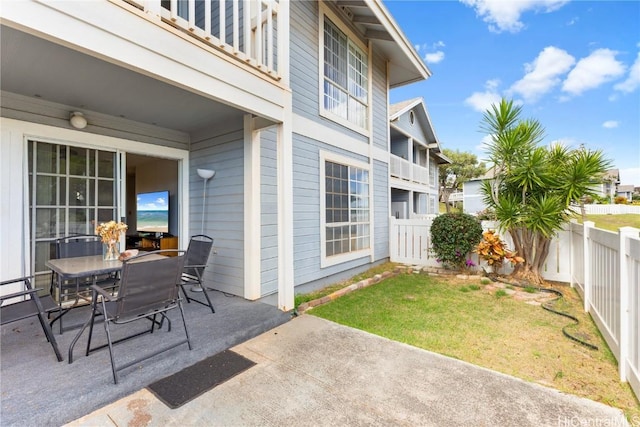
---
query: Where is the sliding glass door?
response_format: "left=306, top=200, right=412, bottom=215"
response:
left=28, top=140, right=121, bottom=285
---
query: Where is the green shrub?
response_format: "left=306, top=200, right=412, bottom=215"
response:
left=430, top=213, right=483, bottom=270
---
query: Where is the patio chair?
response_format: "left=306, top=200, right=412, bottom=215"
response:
left=1, top=276, right=63, bottom=362
left=50, top=234, right=120, bottom=333
left=84, top=250, right=191, bottom=384
left=180, top=235, right=215, bottom=313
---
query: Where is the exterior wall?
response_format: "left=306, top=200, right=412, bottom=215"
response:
left=288, top=0, right=392, bottom=290
left=260, top=128, right=279, bottom=296
left=393, top=108, right=429, bottom=143
left=463, top=180, right=487, bottom=215
left=190, top=121, right=245, bottom=297
left=373, top=159, right=390, bottom=260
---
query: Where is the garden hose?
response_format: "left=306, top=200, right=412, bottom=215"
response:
left=487, top=273, right=598, bottom=351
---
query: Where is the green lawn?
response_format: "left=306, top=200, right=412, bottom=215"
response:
left=308, top=273, right=639, bottom=421
left=581, top=213, right=640, bottom=232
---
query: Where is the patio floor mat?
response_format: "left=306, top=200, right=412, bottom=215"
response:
left=147, top=349, right=256, bottom=409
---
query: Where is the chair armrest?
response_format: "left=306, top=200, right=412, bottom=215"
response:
left=0, top=276, right=34, bottom=287
left=0, top=288, right=38, bottom=301
left=90, top=284, right=116, bottom=301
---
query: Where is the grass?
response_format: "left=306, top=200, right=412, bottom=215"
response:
left=577, top=213, right=640, bottom=232
left=305, top=272, right=640, bottom=421
left=293, top=261, right=396, bottom=307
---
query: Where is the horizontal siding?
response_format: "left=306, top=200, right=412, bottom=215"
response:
left=374, top=160, right=389, bottom=261
left=371, top=51, right=388, bottom=151
left=289, top=1, right=368, bottom=144
left=292, top=133, right=372, bottom=287
left=191, top=128, right=244, bottom=296
left=395, top=108, right=429, bottom=144
left=261, top=128, right=278, bottom=296
left=1, top=91, right=189, bottom=149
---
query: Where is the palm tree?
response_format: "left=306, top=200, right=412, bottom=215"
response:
left=480, top=99, right=611, bottom=285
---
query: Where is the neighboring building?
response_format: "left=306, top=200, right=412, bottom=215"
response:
left=617, top=185, right=634, bottom=202
left=389, top=98, right=449, bottom=218
left=0, top=1, right=430, bottom=310
left=463, top=168, right=495, bottom=215
left=592, top=169, right=621, bottom=202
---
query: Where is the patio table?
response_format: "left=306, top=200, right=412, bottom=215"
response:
left=46, top=254, right=166, bottom=363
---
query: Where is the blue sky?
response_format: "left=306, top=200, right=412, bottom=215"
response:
left=137, top=191, right=169, bottom=211
left=386, top=0, right=640, bottom=186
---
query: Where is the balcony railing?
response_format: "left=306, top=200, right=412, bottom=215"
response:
left=390, top=154, right=430, bottom=186
left=130, top=0, right=281, bottom=79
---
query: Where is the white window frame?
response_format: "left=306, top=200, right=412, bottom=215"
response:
left=320, top=150, right=372, bottom=268
left=318, top=5, right=371, bottom=135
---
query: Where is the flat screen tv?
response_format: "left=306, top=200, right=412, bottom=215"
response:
left=136, top=190, right=169, bottom=233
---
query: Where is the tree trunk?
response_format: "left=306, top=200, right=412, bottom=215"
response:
left=506, top=226, right=546, bottom=285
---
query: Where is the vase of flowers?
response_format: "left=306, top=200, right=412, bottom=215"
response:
left=96, top=220, right=128, bottom=261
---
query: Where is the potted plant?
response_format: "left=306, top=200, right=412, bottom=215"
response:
left=474, top=229, right=524, bottom=273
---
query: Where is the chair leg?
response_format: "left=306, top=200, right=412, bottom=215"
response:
left=85, top=304, right=99, bottom=357
left=179, top=283, right=192, bottom=304
left=178, top=299, right=192, bottom=351
left=38, top=312, right=63, bottom=362
left=200, top=286, right=216, bottom=313
left=101, top=310, right=118, bottom=384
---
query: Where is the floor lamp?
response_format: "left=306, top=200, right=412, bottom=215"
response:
left=194, top=168, right=215, bottom=292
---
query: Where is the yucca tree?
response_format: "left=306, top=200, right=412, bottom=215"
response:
left=479, top=99, right=611, bottom=285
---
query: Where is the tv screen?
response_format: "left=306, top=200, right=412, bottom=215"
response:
left=136, top=190, right=169, bottom=233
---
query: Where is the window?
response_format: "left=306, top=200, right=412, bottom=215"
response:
left=323, top=156, right=370, bottom=264
left=429, top=158, right=437, bottom=187
left=322, top=17, right=368, bottom=129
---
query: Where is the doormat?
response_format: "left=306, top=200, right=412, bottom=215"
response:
left=147, top=349, right=256, bottom=409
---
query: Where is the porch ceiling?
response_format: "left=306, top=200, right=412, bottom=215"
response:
left=0, top=25, right=243, bottom=134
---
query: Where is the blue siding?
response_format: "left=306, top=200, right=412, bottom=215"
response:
left=190, top=125, right=245, bottom=296
left=373, top=160, right=389, bottom=260
left=371, top=50, right=388, bottom=151
left=261, top=128, right=279, bottom=295
left=395, top=108, right=430, bottom=143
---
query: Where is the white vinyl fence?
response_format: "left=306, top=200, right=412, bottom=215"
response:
left=572, top=204, right=640, bottom=215
left=389, top=216, right=640, bottom=397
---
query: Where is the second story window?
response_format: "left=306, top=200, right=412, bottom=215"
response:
left=323, top=18, right=369, bottom=130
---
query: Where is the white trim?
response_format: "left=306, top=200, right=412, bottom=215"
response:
left=317, top=3, right=370, bottom=136
left=243, top=114, right=261, bottom=300
left=292, top=113, right=387, bottom=164
left=277, top=117, right=295, bottom=311
left=367, top=39, right=375, bottom=263
left=319, top=150, right=373, bottom=268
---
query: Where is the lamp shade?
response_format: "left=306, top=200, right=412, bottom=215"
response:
left=69, top=112, right=87, bottom=129
left=197, top=169, right=215, bottom=180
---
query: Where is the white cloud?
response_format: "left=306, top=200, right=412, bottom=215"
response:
left=415, top=41, right=446, bottom=65
left=562, top=49, right=626, bottom=96
left=508, top=46, right=575, bottom=102
left=620, top=167, right=640, bottom=186
left=614, top=52, right=640, bottom=94
left=465, top=80, right=502, bottom=112
left=424, top=51, right=445, bottom=64
left=602, top=120, right=619, bottom=129
left=460, top=0, right=569, bottom=33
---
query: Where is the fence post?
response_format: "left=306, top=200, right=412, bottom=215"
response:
left=569, top=219, right=578, bottom=288
left=618, top=226, right=636, bottom=382
left=583, top=221, right=594, bottom=313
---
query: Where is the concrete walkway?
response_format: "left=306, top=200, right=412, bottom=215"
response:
left=67, top=315, right=629, bottom=427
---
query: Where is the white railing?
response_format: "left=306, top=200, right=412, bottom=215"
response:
left=390, top=155, right=411, bottom=181
left=389, top=217, right=640, bottom=398
left=571, top=204, right=640, bottom=215
left=448, top=191, right=463, bottom=202
left=390, top=154, right=432, bottom=186
left=131, top=0, right=281, bottom=78
left=412, top=164, right=429, bottom=185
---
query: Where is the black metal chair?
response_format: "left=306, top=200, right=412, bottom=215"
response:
left=1, top=276, right=63, bottom=362
left=180, top=235, right=215, bottom=313
left=50, top=234, right=120, bottom=333
left=84, top=250, right=192, bottom=384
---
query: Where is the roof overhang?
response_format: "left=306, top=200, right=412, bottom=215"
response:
left=334, top=0, right=431, bottom=88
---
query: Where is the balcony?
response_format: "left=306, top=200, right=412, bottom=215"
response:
left=390, top=154, right=430, bottom=186
left=129, top=0, right=283, bottom=80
